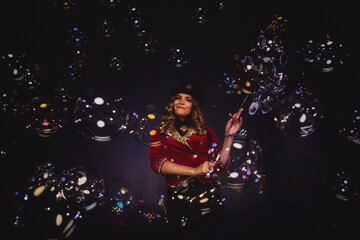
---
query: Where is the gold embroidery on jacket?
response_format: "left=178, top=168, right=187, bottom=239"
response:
left=150, top=140, right=162, bottom=147
left=166, top=128, right=196, bottom=150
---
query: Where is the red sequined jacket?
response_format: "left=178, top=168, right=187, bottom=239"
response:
left=149, top=125, right=225, bottom=188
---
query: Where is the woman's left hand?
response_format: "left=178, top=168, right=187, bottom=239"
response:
left=225, top=108, right=243, bottom=136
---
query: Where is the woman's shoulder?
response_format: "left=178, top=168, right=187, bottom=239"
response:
left=204, top=125, right=214, bottom=132
left=150, top=127, right=162, bottom=141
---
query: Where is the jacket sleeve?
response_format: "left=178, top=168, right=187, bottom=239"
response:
left=149, top=129, right=168, bottom=175
left=205, top=126, right=227, bottom=173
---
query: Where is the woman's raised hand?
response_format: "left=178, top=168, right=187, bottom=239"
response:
left=225, top=108, right=243, bottom=136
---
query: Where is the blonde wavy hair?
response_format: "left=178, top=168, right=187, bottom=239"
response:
left=159, top=95, right=206, bottom=136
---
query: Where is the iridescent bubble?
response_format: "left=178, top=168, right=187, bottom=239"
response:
left=168, top=46, right=188, bottom=68
left=138, top=194, right=167, bottom=225
left=109, top=56, right=125, bottom=71
left=273, top=84, right=324, bottom=137
left=218, top=72, right=239, bottom=95
left=64, top=63, right=82, bottom=81
left=232, top=55, right=260, bottom=94
left=128, top=104, right=162, bottom=146
left=13, top=190, right=79, bottom=239
left=338, top=109, right=360, bottom=144
left=192, top=6, right=208, bottom=24
left=60, top=165, right=105, bottom=212
left=0, top=90, right=20, bottom=114
left=100, top=0, right=121, bottom=8
left=104, top=178, right=141, bottom=226
left=265, top=15, right=287, bottom=36
left=53, top=84, right=74, bottom=110
left=125, top=6, right=144, bottom=29
left=21, top=96, right=68, bottom=138
left=248, top=101, right=260, bottom=115
left=166, top=175, right=224, bottom=227
left=136, top=29, right=158, bottom=54
left=212, top=0, right=227, bottom=10
left=52, top=0, right=76, bottom=11
left=74, top=89, right=129, bottom=142
left=68, top=47, right=88, bottom=69
left=0, top=51, right=41, bottom=91
left=66, top=26, right=86, bottom=48
left=331, top=171, right=359, bottom=202
left=299, top=34, right=348, bottom=72
left=252, top=34, right=284, bottom=59
left=12, top=162, right=79, bottom=239
left=97, top=18, right=115, bottom=38
left=225, top=131, right=265, bottom=197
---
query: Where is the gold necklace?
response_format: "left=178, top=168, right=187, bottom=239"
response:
left=180, top=125, right=189, bottom=133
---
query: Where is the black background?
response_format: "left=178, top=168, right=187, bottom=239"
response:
left=0, top=0, right=359, bottom=239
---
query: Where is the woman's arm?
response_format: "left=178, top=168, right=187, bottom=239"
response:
left=218, top=135, right=234, bottom=167
left=161, top=160, right=215, bottom=176
left=219, top=108, right=244, bottom=167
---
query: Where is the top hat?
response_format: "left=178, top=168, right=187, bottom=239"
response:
left=170, top=75, right=204, bottom=108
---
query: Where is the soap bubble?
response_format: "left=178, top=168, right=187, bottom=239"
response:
left=192, top=6, right=209, bottom=24
left=12, top=162, right=79, bottom=239
left=97, top=18, right=115, bottom=38
left=0, top=90, right=20, bottom=114
left=0, top=51, right=41, bottom=92
left=136, top=29, right=158, bottom=54
left=338, top=109, right=360, bottom=144
left=129, top=104, right=162, bottom=146
left=225, top=130, right=265, bottom=197
left=21, top=96, right=68, bottom=138
left=331, top=171, right=359, bottom=202
left=74, top=89, right=129, bottom=142
left=109, top=56, right=125, bottom=71
left=218, top=72, right=239, bottom=95
left=60, top=165, right=105, bottom=212
left=168, top=46, right=188, bottom=68
left=104, top=178, right=141, bottom=226
left=232, top=55, right=260, bottom=94
left=274, top=84, right=324, bottom=137
left=125, top=6, right=145, bottom=29
left=298, top=34, right=348, bottom=72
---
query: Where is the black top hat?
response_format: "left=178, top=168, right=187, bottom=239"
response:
left=170, top=75, right=204, bottom=108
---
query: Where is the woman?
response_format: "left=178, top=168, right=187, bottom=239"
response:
left=149, top=77, right=243, bottom=239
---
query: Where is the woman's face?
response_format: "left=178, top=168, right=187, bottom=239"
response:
left=173, top=93, right=193, bottom=120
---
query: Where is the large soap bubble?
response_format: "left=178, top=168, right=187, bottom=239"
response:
left=298, top=34, right=348, bottom=72
left=338, top=109, right=360, bottom=144
left=225, top=130, right=265, bottom=197
left=128, top=104, right=162, bottom=146
left=60, top=165, right=105, bottom=212
left=73, top=88, right=129, bottom=142
left=168, top=46, right=188, bottom=68
left=137, top=194, right=167, bottom=225
left=331, top=171, right=359, bottom=202
left=20, top=96, right=68, bottom=137
left=12, top=162, right=79, bottom=239
left=104, top=178, right=141, bottom=226
left=0, top=51, right=41, bottom=91
left=273, top=84, right=324, bottom=137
